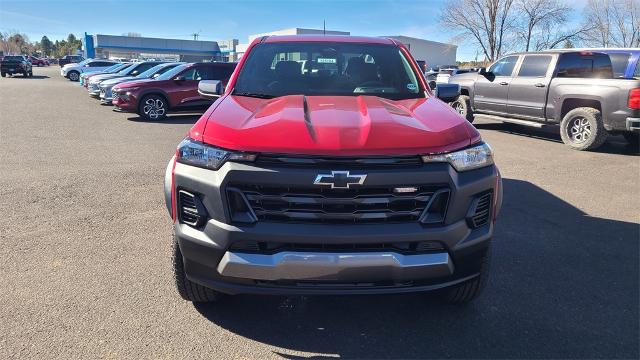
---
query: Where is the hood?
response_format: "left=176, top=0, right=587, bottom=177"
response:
left=198, top=95, right=479, bottom=156
left=113, top=78, right=156, bottom=89
left=89, top=73, right=125, bottom=83
left=101, top=76, right=135, bottom=86
left=449, top=72, right=480, bottom=84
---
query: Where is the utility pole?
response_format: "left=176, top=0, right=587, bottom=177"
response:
left=191, top=32, right=199, bottom=41
left=323, top=20, right=326, bottom=35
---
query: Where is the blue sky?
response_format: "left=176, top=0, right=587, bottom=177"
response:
left=0, top=0, right=583, bottom=61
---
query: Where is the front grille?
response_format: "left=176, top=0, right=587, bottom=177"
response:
left=112, top=92, right=120, bottom=101
left=256, top=154, right=422, bottom=168
left=100, top=87, right=106, bottom=96
left=228, top=184, right=449, bottom=224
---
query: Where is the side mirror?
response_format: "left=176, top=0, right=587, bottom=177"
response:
left=174, top=75, right=186, bottom=81
left=198, top=80, right=223, bottom=99
left=428, top=81, right=437, bottom=91
left=479, top=67, right=488, bottom=75
left=434, top=83, right=460, bottom=103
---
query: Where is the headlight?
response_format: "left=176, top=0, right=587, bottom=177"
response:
left=422, top=143, right=493, bottom=171
left=176, top=138, right=256, bottom=170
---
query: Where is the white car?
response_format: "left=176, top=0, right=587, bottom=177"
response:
left=61, top=59, right=118, bottom=82
left=435, top=68, right=474, bottom=84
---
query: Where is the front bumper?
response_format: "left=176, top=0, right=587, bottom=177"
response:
left=99, top=86, right=113, bottom=103
left=167, top=157, right=502, bottom=295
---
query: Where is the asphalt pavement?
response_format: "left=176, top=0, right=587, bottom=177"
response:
left=1, top=66, right=638, bottom=359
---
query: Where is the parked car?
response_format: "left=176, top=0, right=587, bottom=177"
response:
left=61, top=59, right=117, bottom=81
left=99, top=62, right=185, bottom=104
left=86, top=61, right=164, bottom=97
left=1, top=55, right=33, bottom=77
left=79, top=62, right=132, bottom=86
left=27, top=56, right=48, bottom=66
left=112, top=62, right=236, bottom=120
left=163, top=35, right=501, bottom=305
left=436, top=68, right=475, bottom=84
left=58, top=55, right=84, bottom=67
left=448, top=50, right=640, bottom=149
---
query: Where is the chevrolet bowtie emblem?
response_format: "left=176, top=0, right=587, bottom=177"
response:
left=313, top=171, right=367, bottom=189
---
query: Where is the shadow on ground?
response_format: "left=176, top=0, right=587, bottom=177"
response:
left=194, top=178, right=639, bottom=359
left=2, top=75, right=50, bottom=80
left=127, top=114, right=201, bottom=124
left=475, top=122, right=639, bottom=155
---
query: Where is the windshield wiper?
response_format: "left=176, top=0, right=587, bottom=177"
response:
left=233, top=91, right=275, bottom=99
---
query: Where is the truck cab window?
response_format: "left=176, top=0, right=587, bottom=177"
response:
left=517, top=56, right=551, bottom=77
left=489, top=56, right=518, bottom=76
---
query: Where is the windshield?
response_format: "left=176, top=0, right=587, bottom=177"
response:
left=135, top=63, right=179, bottom=79
left=155, top=63, right=190, bottom=80
left=76, top=59, right=92, bottom=66
left=116, top=63, right=136, bottom=74
left=4, top=56, right=24, bottom=61
left=104, top=63, right=125, bottom=72
left=233, top=42, right=424, bottom=100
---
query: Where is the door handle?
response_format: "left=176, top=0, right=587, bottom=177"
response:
left=499, top=81, right=509, bottom=86
left=534, top=83, right=546, bottom=87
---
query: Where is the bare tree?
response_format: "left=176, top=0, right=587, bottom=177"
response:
left=441, top=0, right=517, bottom=62
left=582, top=0, right=640, bottom=47
left=515, top=0, right=576, bottom=51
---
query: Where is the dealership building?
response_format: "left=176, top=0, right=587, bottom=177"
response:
left=81, top=30, right=457, bottom=67
left=231, top=28, right=456, bottom=68
left=82, top=33, right=222, bottom=62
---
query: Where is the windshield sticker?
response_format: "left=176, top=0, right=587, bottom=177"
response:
left=406, top=83, right=417, bottom=91
left=317, top=58, right=337, bottom=64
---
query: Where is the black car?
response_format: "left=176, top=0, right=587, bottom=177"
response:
left=58, top=55, right=84, bottom=67
left=1, top=55, right=33, bottom=77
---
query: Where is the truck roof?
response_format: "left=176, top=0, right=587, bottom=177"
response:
left=261, top=35, right=396, bottom=45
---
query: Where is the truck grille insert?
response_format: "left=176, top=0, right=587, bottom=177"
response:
left=178, top=190, right=207, bottom=227
left=468, top=192, right=492, bottom=228
left=228, top=184, right=449, bottom=224
left=256, top=155, right=422, bottom=168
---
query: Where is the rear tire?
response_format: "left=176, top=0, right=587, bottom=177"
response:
left=172, top=233, right=222, bottom=302
left=559, top=107, right=607, bottom=151
left=68, top=71, right=79, bottom=82
left=1, top=72, right=5, bottom=77
left=441, top=248, right=491, bottom=304
left=138, top=94, right=168, bottom=121
left=23, top=71, right=28, bottom=78
left=450, top=95, right=474, bottom=123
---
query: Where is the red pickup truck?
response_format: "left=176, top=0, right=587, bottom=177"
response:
left=164, top=35, right=502, bottom=304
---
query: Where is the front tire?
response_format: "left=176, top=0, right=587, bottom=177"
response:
left=28, top=70, right=33, bottom=78
left=559, top=107, right=607, bottom=151
left=1, top=72, right=5, bottom=78
left=172, top=233, right=222, bottom=302
left=68, top=71, right=80, bottom=82
left=138, top=94, right=168, bottom=121
left=441, top=248, right=491, bottom=304
left=450, top=95, right=474, bottom=123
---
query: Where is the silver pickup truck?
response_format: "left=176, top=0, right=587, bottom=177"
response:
left=449, top=50, right=640, bottom=150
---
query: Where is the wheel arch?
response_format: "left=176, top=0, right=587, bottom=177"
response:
left=558, top=97, right=603, bottom=122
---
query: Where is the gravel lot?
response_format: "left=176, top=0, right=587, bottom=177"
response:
left=1, top=66, right=638, bottom=359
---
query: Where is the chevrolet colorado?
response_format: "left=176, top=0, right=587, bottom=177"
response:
left=448, top=50, right=640, bottom=150
left=165, top=35, right=502, bottom=304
